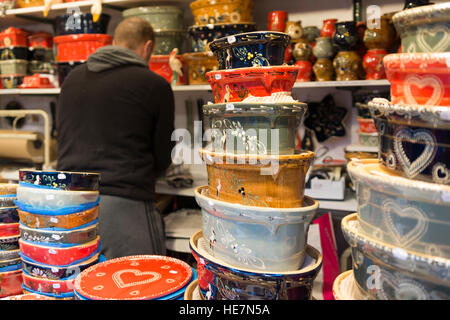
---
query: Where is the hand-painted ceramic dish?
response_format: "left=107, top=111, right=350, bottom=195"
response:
left=19, top=222, right=98, bottom=245
left=0, top=258, right=21, bottom=269
left=0, top=75, right=25, bottom=89
left=202, top=102, right=307, bottom=155
left=22, top=271, right=74, bottom=296
left=206, top=66, right=299, bottom=103
left=332, top=270, right=370, bottom=300
left=16, top=185, right=99, bottom=211
left=0, top=46, right=28, bottom=60
left=0, top=248, right=19, bottom=261
left=188, top=23, right=257, bottom=52
left=54, top=13, right=111, bottom=36
left=392, top=3, right=450, bottom=53
left=0, top=223, right=19, bottom=238
left=0, top=269, right=23, bottom=298
left=199, top=149, right=315, bottom=208
left=383, top=52, right=450, bottom=106
left=0, top=195, right=16, bottom=209
left=209, top=31, right=291, bottom=69
left=18, top=74, right=55, bottom=89
left=183, top=52, right=218, bottom=84
left=190, top=230, right=322, bottom=300
left=0, top=183, right=17, bottom=196
left=19, top=236, right=101, bottom=266
left=17, top=205, right=99, bottom=230
left=195, top=186, right=318, bottom=271
left=183, top=279, right=202, bottom=300
left=21, top=287, right=74, bottom=300
left=368, top=98, right=450, bottom=185
left=0, top=234, right=19, bottom=251
left=2, top=293, right=55, bottom=300
left=122, top=6, right=184, bottom=30
left=347, top=159, right=450, bottom=259
left=358, top=131, right=379, bottom=147
left=73, top=255, right=193, bottom=300
left=342, top=213, right=450, bottom=300
left=0, top=27, right=28, bottom=47
left=0, top=207, right=18, bottom=224
left=154, top=30, right=186, bottom=55
left=149, top=54, right=187, bottom=85
left=0, top=59, right=28, bottom=75
left=54, top=34, right=113, bottom=63
left=190, top=0, right=254, bottom=26
left=19, top=170, right=100, bottom=191
left=28, top=32, right=53, bottom=49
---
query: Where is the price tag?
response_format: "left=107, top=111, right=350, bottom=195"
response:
left=49, top=249, right=57, bottom=254
left=50, top=217, right=59, bottom=223
left=226, top=103, right=234, bottom=111
left=227, top=36, right=236, bottom=44
left=215, top=73, right=222, bottom=80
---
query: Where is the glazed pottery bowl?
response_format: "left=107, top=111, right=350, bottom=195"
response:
left=149, top=54, right=187, bottom=85
left=0, top=248, right=19, bottom=262
left=332, top=270, right=370, bottom=300
left=205, top=66, right=300, bottom=103
left=0, top=269, right=23, bottom=298
left=0, top=183, right=17, bottom=196
left=190, top=0, right=254, bottom=26
left=183, top=52, right=218, bottom=84
left=0, top=222, right=19, bottom=238
left=0, top=46, right=28, bottom=60
left=0, top=207, right=19, bottom=224
left=0, top=59, right=28, bottom=75
left=188, top=23, right=257, bottom=52
left=122, top=6, right=184, bottom=30
left=357, top=117, right=377, bottom=133
left=54, top=34, right=113, bottom=63
left=19, top=170, right=100, bottom=191
left=383, top=52, right=450, bottom=106
left=202, top=101, right=307, bottom=155
left=190, top=230, right=322, bottom=300
left=0, top=75, right=25, bottom=89
left=209, top=31, right=291, bottom=69
left=0, top=27, right=28, bottom=47
left=16, top=185, right=99, bottom=212
left=358, top=131, right=379, bottom=147
left=195, top=186, right=318, bottom=271
left=0, top=196, right=16, bottom=208
left=2, top=293, right=55, bottom=300
left=154, top=30, right=186, bottom=55
left=22, top=271, right=75, bottom=296
left=0, top=234, right=19, bottom=251
left=392, top=3, right=450, bottom=53
left=347, top=159, right=450, bottom=259
left=342, top=213, right=450, bottom=299
left=54, top=13, right=111, bottom=36
left=368, top=98, right=450, bottom=185
left=199, top=149, right=314, bottom=208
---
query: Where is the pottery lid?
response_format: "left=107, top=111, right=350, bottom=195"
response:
left=73, top=255, right=193, bottom=300
left=392, top=2, right=450, bottom=32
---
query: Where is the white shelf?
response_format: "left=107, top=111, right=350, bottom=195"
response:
left=0, top=88, right=60, bottom=95
left=293, top=80, right=389, bottom=88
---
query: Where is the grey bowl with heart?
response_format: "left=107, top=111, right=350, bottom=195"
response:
left=347, top=159, right=450, bottom=260
left=368, top=98, right=450, bottom=186
left=392, top=2, right=450, bottom=53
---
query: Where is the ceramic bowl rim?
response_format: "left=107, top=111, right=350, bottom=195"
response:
left=122, top=5, right=183, bottom=15
left=205, top=64, right=301, bottom=76
left=333, top=269, right=365, bottom=300
left=383, top=52, right=450, bottom=69
left=392, top=2, right=450, bottom=29
left=190, top=0, right=253, bottom=10
left=53, top=34, right=113, bottom=43
left=203, top=100, right=308, bottom=109
left=209, top=31, right=291, bottom=50
left=199, top=148, right=315, bottom=163
left=190, top=229, right=322, bottom=275
left=19, top=169, right=100, bottom=178
left=18, top=221, right=98, bottom=234
left=188, top=22, right=257, bottom=32
left=19, top=236, right=100, bottom=250
left=368, top=98, right=450, bottom=117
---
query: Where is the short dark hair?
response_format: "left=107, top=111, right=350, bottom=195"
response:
left=114, top=17, right=155, bottom=50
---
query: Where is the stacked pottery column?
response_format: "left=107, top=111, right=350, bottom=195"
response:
left=332, top=3, right=450, bottom=300
left=188, top=31, right=323, bottom=300
left=15, top=170, right=102, bottom=300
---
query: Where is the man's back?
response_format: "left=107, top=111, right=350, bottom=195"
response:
left=56, top=62, right=175, bottom=201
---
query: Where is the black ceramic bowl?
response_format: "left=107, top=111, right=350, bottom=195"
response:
left=209, top=31, right=291, bottom=69
left=54, top=13, right=111, bottom=36
left=57, top=62, right=85, bottom=86
left=188, top=23, right=257, bottom=52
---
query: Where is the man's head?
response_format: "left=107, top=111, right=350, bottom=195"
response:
left=113, top=17, right=155, bottom=62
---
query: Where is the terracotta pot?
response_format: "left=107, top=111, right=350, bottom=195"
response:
left=333, top=50, right=363, bottom=81
left=199, top=149, right=315, bottom=208
left=190, top=0, right=254, bottom=26
left=313, top=58, right=334, bottom=81
left=320, top=19, right=337, bottom=37
left=285, top=21, right=304, bottom=40
left=295, top=60, right=312, bottom=82
left=362, top=48, right=387, bottom=80
left=267, top=11, right=287, bottom=32
left=183, top=52, right=218, bottom=84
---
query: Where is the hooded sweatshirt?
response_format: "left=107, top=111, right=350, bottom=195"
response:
left=56, top=45, right=175, bottom=201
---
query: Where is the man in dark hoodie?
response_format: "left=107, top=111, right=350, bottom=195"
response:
left=56, top=17, right=175, bottom=259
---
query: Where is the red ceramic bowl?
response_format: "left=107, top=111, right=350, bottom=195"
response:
left=0, top=27, right=28, bottom=47
left=0, top=222, right=19, bottom=237
left=19, top=237, right=100, bottom=266
left=2, top=293, right=55, bottom=300
left=19, top=74, right=55, bottom=89
left=384, top=52, right=450, bottom=107
left=357, top=117, right=377, bottom=133
left=206, top=66, right=299, bottom=103
left=22, top=272, right=74, bottom=295
left=28, top=32, right=53, bottom=49
left=0, top=269, right=23, bottom=298
left=149, top=55, right=186, bottom=85
left=54, top=34, right=112, bottom=63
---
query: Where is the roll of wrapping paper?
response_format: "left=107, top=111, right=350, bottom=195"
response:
left=18, top=205, right=99, bottom=229
left=0, top=130, right=45, bottom=163
left=0, top=234, right=20, bottom=250
left=0, top=269, right=23, bottom=298
left=19, top=222, right=99, bottom=245
left=0, top=223, right=19, bottom=237
left=0, top=207, right=19, bottom=223
left=19, top=236, right=100, bottom=266
left=22, top=271, right=74, bottom=296
left=0, top=183, right=18, bottom=195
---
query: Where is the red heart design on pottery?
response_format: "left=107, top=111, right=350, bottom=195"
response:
left=404, top=74, right=443, bottom=106
left=112, top=269, right=161, bottom=289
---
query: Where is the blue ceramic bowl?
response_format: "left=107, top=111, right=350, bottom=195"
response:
left=209, top=31, right=291, bottom=69
left=54, top=13, right=111, bottom=36
left=19, top=170, right=100, bottom=191
left=190, top=229, right=322, bottom=300
left=342, top=214, right=450, bottom=300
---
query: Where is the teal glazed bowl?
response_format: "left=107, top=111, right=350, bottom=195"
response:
left=154, top=30, right=186, bottom=55
left=122, top=6, right=184, bottom=31
left=209, top=31, right=291, bottom=69
left=342, top=214, right=450, bottom=300
left=347, top=159, right=450, bottom=259
left=202, top=101, right=307, bottom=155
left=392, top=3, right=450, bottom=53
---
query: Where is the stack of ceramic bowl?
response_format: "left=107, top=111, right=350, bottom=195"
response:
left=333, top=3, right=450, bottom=300
left=0, top=27, right=29, bottom=89
left=27, top=32, right=54, bottom=76
left=15, top=170, right=103, bottom=300
left=183, top=0, right=256, bottom=85
left=0, top=183, right=22, bottom=298
left=185, top=31, right=323, bottom=300
left=73, top=255, right=197, bottom=300
left=53, top=12, right=112, bottom=87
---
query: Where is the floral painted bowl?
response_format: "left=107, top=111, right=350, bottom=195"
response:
left=199, top=149, right=314, bottom=208
left=190, top=229, right=322, bottom=300
left=383, top=52, right=450, bottom=106
left=188, top=23, right=257, bottom=52
left=332, top=270, right=370, bottom=300
left=342, top=213, right=450, bottom=300
left=209, top=31, right=291, bottom=69
left=122, top=6, right=184, bottom=31
left=368, top=98, right=450, bottom=185
left=195, top=185, right=318, bottom=272
left=202, top=101, right=307, bottom=155
left=205, top=66, right=299, bottom=103
left=347, top=159, right=450, bottom=259
left=153, top=30, right=186, bottom=55
left=190, top=0, right=254, bottom=26
left=392, top=3, right=450, bottom=53
left=183, top=52, right=218, bottom=84
left=19, top=170, right=100, bottom=191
